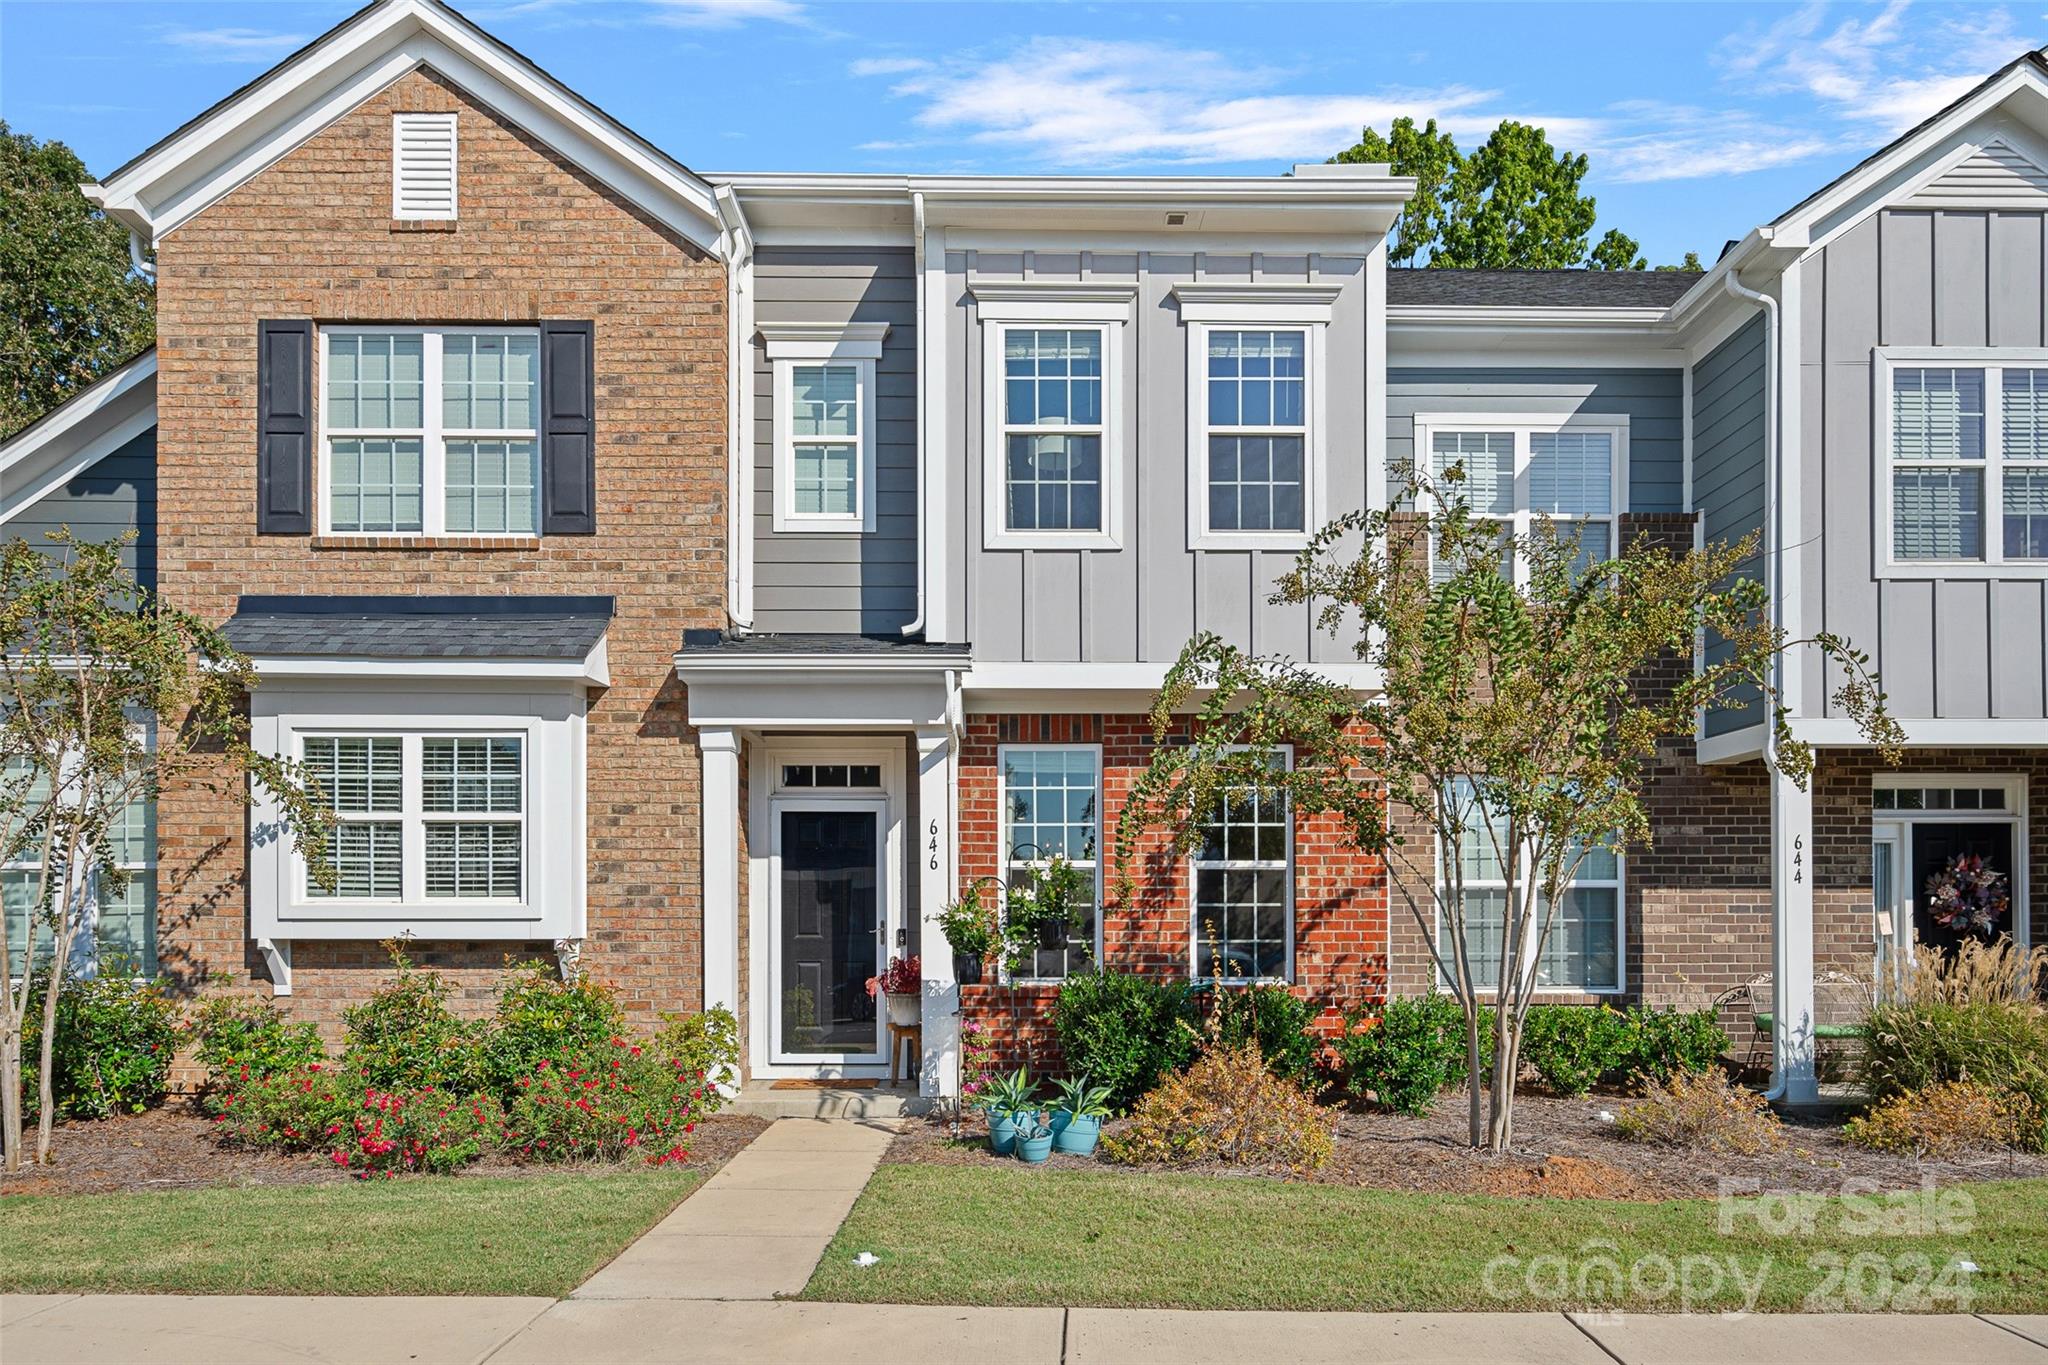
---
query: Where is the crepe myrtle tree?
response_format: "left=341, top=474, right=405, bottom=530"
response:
left=0, top=530, right=331, bottom=1168
left=1115, top=471, right=1903, bottom=1152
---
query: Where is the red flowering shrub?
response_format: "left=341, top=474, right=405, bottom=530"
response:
left=506, top=1038, right=709, bottom=1165
left=215, top=1062, right=502, bottom=1176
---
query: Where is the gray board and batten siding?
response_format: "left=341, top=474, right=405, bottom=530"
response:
left=940, top=248, right=1370, bottom=665
left=1692, top=315, right=1770, bottom=737
left=1798, top=206, right=2048, bottom=722
left=749, top=247, right=920, bottom=635
left=4, top=426, right=158, bottom=590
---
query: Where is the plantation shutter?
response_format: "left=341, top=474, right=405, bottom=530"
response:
left=256, top=319, right=314, bottom=534
left=539, top=321, right=597, bottom=535
left=392, top=113, right=458, bottom=220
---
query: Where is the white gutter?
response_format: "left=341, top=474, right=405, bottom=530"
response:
left=714, top=184, right=756, bottom=632
left=902, top=190, right=928, bottom=637
left=1721, top=268, right=1792, bottom=1101
left=127, top=230, right=156, bottom=284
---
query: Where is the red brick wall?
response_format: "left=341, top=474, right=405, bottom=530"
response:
left=957, top=714, right=1388, bottom=1073
left=151, top=68, right=725, bottom=1033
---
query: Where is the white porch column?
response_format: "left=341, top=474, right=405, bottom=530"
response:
left=1770, top=762, right=1818, bottom=1105
left=915, top=725, right=958, bottom=1099
left=699, top=728, right=742, bottom=1087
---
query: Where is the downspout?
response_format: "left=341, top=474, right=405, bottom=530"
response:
left=128, top=230, right=156, bottom=284
left=1721, top=268, right=1789, bottom=1100
left=902, top=190, right=929, bottom=637
left=715, top=184, right=756, bottom=632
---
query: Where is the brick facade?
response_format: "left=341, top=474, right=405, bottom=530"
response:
left=151, top=67, right=725, bottom=1031
left=956, top=714, right=1388, bottom=1074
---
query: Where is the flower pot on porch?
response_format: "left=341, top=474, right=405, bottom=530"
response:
left=884, top=991, right=921, bottom=1027
left=953, top=951, right=984, bottom=986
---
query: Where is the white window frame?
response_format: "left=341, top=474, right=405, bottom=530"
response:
left=763, top=321, right=888, bottom=535
left=972, top=284, right=1135, bottom=552
left=1188, top=744, right=1294, bottom=986
left=1874, top=347, right=2048, bottom=579
left=1410, top=412, right=1631, bottom=585
left=392, top=112, right=458, bottom=220
left=317, top=325, right=541, bottom=539
left=249, top=685, right=586, bottom=943
left=996, top=742, right=1105, bottom=983
left=1433, top=782, right=1627, bottom=997
left=1187, top=323, right=1325, bottom=550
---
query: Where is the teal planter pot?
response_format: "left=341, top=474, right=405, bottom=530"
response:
left=1052, top=1112, right=1101, bottom=1156
left=987, top=1109, right=1019, bottom=1155
left=1017, top=1128, right=1055, bottom=1163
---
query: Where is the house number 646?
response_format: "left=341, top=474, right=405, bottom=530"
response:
left=928, top=819, right=940, bottom=871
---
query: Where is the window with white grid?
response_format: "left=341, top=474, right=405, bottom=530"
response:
left=1434, top=778, right=1621, bottom=993
left=1191, top=750, right=1291, bottom=983
left=322, top=328, right=538, bottom=537
left=1880, top=353, right=2048, bottom=571
left=1201, top=330, right=1308, bottom=536
left=301, top=734, right=525, bottom=904
left=1000, top=746, right=1100, bottom=981
left=786, top=363, right=863, bottom=522
left=3, top=755, right=157, bottom=977
left=1414, top=416, right=1626, bottom=584
left=1001, top=329, right=1106, bottom=534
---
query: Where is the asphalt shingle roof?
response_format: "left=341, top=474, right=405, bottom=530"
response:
left=225, top=595, right=613, bottom=659
left=678, top=630, right=971, bottom=657
left=1386, top=269, right=1703, bottom=309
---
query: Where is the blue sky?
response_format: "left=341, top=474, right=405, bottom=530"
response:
left=2, top=0, right=2039, bottom=265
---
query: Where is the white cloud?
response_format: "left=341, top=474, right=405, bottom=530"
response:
left=643, top=0, right=808, bottom=28
left=851, top=56, right=930, bottom=78
left=158, top=26, right=311, bottom=63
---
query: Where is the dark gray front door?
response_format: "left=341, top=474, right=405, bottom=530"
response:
left=779, top=809, right=879, bottom=1057
left=1910, top=822, right=2015, bottom=954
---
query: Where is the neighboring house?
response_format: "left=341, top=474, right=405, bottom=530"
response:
left=1, top=0, right=2043, bottom=1105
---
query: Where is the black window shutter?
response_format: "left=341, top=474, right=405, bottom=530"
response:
left=539, top=320, right=597, bottom=535
left=256, top=320, right=314, bottom=534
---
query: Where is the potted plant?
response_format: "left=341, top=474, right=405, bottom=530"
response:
left=1005, top=854, right=1088, bottom=968
left=865, top=954, right=922, bottom=1026
left=933, top=881, right=998, bottom=986
left=1048, top=1073, right=1112, bottom=1156
left=980, top=1066, right=1038, bottom=1156
left=1015, top=1112, right=1055, bottom=1164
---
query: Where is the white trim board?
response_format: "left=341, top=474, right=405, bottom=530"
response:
left=0, top=353, right=157, bottom=526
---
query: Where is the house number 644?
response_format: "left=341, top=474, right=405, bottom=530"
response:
left=928, top=819, right=940, bottom=871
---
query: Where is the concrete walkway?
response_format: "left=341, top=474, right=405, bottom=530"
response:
left=571, top=1117, right=895, bottom=1301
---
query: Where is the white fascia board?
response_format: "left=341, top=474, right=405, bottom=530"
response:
left=0, top=352, right=157, bottom=525
left=963, top=661, right=1382, bottom=693
left=248, top=648, right=607, bottom=686
left=86, top=0, right=719, bottom=249
left=1697, top=723, right=1769, bottom=766
left=1793, top=718, right=2048, bottom=748
left=1388, top=305, right=1672, bottom=329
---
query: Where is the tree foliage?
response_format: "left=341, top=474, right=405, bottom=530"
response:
left=1, top=123, right=155, bottom=439
left=0, top=530, right=331, bottom=1169
left=1114, top=476, right=1901, bottom=1152
left=1329, top=117, right=1700, bottom=272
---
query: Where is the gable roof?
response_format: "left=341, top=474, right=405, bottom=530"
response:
left=1386, top=269, right=1700, bottom=309
left=0, top=349, right=157, bottom=527
left=84, top=0, right=721, bottom=250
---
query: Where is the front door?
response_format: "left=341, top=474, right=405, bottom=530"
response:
left=775, top=805, right=884, bottom=1062
left=1910, top=821, right=2016, bottom=954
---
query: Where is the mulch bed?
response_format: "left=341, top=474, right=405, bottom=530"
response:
left=0, top=1105, right=770, bottom=1197
left=887, top=1091, right=2048, bottom=1199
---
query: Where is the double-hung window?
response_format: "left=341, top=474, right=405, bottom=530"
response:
left=1880, top=351, right=2048, bottom=572
left=1202, top=330, right=1308, bottom=537
left=1001, top=328, right=1106, bottom=535
left=1191, top=750, right=1292, bottom=983
left=763, top=321, right=885, bottom=534
left=1414, top=415, right=1626, bottom=582
left=321, top=328, right=539, bottom=537
left=1435, top=779, right=1622, bottom=993
left=1000, top=745, right=1100, bottom=980
left=2, top=756, right=156, bottom=977
left=303, top=733, right=525, bottom=905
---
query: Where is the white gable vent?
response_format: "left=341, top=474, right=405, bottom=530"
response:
left=1907, top=142, right=2048, bottom=208
left=392, top=113, right=458, bottom=220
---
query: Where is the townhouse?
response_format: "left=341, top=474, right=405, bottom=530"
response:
left=2, top=0, right=2043, bottom=1107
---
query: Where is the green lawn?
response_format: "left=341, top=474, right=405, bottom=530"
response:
left=804, top=1165, right=2048, bottom=1314
left=0, top=1170, right=701, bottom=1296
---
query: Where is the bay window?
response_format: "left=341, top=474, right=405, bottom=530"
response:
left=1880, top=351, right=2048, bottom=571
left=303, top=732, right=525, bottom=905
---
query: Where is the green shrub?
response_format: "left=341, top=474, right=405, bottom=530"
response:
left=21, top=972, right=182, bottom=1120
left=1206, top=983, right=1319, bottom=1086
left=1621, top=1006, right=1728, bottom=1086
left=216, top=1062, right=503, bottom=1175
left=1102, top=1040, right=1333, bottom=1172
left=653, top=1005, right=741, bottom=1114
left=1860, top=998, right=2048, bottom=1152
left=506, top=1039, right=711, bottom=1164
left=1520, top=1005, right=1632, bottom=1097
left=1334, top=993, right=1483, bottom=1116
left=477, top=960, right=626, bottom=1097
left=1051, top=970, right=1198, bottom=1112
left=188, top=995, right=328, bottom=1110
left=340, top=947, right=485, bottom=1094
